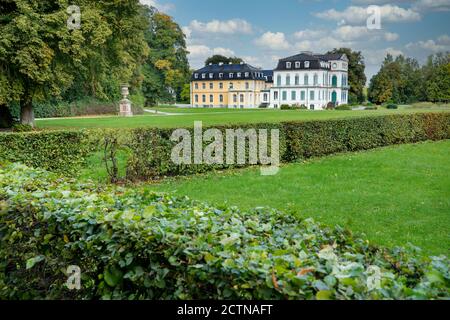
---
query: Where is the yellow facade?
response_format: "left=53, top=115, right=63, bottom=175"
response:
left=190, top=79, right=270, bottom=108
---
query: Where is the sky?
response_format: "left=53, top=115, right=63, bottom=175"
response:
left=140, top=0, right=450, bottom=82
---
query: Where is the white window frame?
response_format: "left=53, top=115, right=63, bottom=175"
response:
left=295, top=62, right=301, bottom=68
left=305, top=61, right=310, bottom=68
left=286, top=62, right=292, bottom=69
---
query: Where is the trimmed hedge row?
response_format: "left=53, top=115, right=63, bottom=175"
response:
left=0, top=130, right=93, bottom=174
left=0, top=113, right=449, bottom=180
left=0, top=163, right=448, bottom=300
left=126, top=113, right=450, bottom=181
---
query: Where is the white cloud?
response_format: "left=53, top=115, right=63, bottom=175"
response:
left=315, top=5, right=421, bottom=25
left=406, top=35, right=450, bottom=52
left=184, top=19, right=253, bottom=36
left=187, top=45, right=238, bottom=68
left=412, top=0, right=450, bottom=12
left=139, top=0, right=174, bottom=12
left=384, top=32, right=400, bottom=41
left=294, top=29, right=327, bottom=40
left=254, top=32, right=291, bottom=50
left=333, top=26, right=371, bottom=41
left=364, top=47, right=404, bottom=65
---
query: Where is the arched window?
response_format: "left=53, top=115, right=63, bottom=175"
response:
left=332, top=75, right=338, bottom=87
left=286, top=75, right=291, bottom=86
left=314, top=74, right=318, bottom=85
left=210, top=95, right=214, bottom=103
left=233, top=94, right=237, bottom=103
left=195, top=95, right=198, bottom=103
left=240, top=94, right=244, bottom=103
left=304, top=74, right=309, bottom=85
left=295, top=74, right=300, bottom=85
left=202, top=95, right=206, bottom=103
left=277, top=75, right=282, bottom=86
left=219, top=94, right=223, bottom=103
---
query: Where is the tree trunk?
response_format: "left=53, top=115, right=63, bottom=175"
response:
left=0, top=105, right=14, bottom=128
left=20, top=94, right=35, bottom=127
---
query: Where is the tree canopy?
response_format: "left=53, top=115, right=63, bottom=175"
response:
left=368, top=52, right=449, bottom=105
left=204, top=55, right=244, bottom=66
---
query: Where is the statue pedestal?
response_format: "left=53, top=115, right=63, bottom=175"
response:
left=119, top=99, right=133, bottom=117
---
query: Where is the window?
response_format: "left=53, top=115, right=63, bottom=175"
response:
left=304, top=74, right=309, bottom=85
left=209, top=73, right=213, bottom=79
left=282, top=91, right=287, bottom=101
left=295, top=61, right=301, bottom=68
left=202, top=83, right=206, bottom=89
left=263, top=93, right=268, bottom=101
left=237, top=73, right=242, bottom=78
left=194, top=83, right=198, bottom=89
left=195, top=95, right=198, bottom=103
left=274, top=91, right=279, bottom=100
left=314, top=74, right=318, bottom=86
left=229, top=82, right=234, bottom=89
left=310, top=90, right=315, bottom=101
left=240, top=94, right=244, bottom=103
left=291, top=91, right=296, bottom=100
left=219, top=73, right=223, bottom=78
left=245, top=82, right=249, bottom=90
left=230, top=73, right=234, bottom=79
left=210, top=95, right=214, bottom=103
left=286, top=75, right=291, bottom=86
left=219, top=94, right=224, bottom=103
left=286, top=62, right=292, bottom=69
left=277, top=75, right=282, bottom=86
left=245, top=72, right=249, bottom=77
left=202, top=95, right=206, bottom=103
left=305, top=61, right=310, bottom=68
left=233, top=95, right=237, bottom=103
left=295, top=75, right=299, bottom=85
left=194, top=73, right=199, bottom=79
left=219, top=83, right=223, bottom=89
left=209, top=83, right=213, bottom=89
left=202, top=74, right=206, bottom=79
left=301, top=91, right=305, bottom=100
left=332, top=75, right=338, bottom=87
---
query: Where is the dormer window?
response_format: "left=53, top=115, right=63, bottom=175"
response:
left=201, top=74, right=206, bottom=79
left=194, top=73, right=199, bottom=79
left=219, top=73, right=223, bottom=78
left=230, top=73, right=234, bottom=78
left=286, top=62, right=292, bottom=69
left=237, top=73, right=242, bottom=78
left=305, top=61, right=310, bottom=68
left=245, top=72, right=249, bottom=77
left=209, top=73, right=214, bottom=79
left=295, top=62, right=301, bottom=68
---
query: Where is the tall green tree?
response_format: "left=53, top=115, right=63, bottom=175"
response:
left=0, top=0, right=149, bottom=126
left=327, top=48, right=367, bottom=104
left=142, top=8, right=190, bottom=106
left=204, top=55, right=243, bottom=66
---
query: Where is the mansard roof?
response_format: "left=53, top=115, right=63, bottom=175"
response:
left=191, top=63, right=266, bottom=81
left=275, top=52, right=348, bottom=71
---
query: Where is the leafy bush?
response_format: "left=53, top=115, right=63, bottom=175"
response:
left=0, top=163, right=448, bottom=300
left=335, top=104, right=352, bottom=111
left=11, top=124, right=34, bottom=132
left=0, top=130, right=94, bottom=174
left=386, top=104, right=399, bottom=110
left=365, top=106, right=378, bottom=110
left=280, top=104, right=292, bottom=110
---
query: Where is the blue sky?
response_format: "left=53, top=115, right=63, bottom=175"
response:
left=141, top=0, right=450, bottom=81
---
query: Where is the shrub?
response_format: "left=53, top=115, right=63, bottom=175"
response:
left=0, top=130, right=94, bottom=174
left=0, top=163, right=448, bottom=300
left=365, top=106, right=378, bottom=110
left=386, top=104, right=399, bottom=110
left=11, top=123, right=34, bottom=132
left=335, top=104, right=352, bottom=111
left=280, top=104, right=291, bottom=110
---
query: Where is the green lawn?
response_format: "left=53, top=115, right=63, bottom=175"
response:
left=36, top=106, right=450, bottom=129
left=144, top=140, right=450, bottom=255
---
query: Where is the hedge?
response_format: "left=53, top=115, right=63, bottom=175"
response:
left=0, top=113, right=449, bottom=181
left=0, top=163, right=448, bottom=300
left=0, top=130, right=93, bottom=174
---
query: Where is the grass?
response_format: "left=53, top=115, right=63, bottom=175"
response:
left=36, top=105, right=450, bottom=129
left=143, top=140, right=450, bottom=256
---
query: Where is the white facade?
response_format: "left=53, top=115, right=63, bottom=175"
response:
left=268, top=54, right=350, bottom=110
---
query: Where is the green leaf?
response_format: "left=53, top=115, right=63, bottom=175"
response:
left=26, top=255, right=45, bottom=270
left=104, top=266, right=123, bottom=287
left=316, top=290, right=333, bottom=300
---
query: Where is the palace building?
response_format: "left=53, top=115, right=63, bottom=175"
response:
left=190, top=52, right=349, bottom=110
left=190, top=62, right=273, bottom=109
left=268, top=52, right=350, bottom=110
